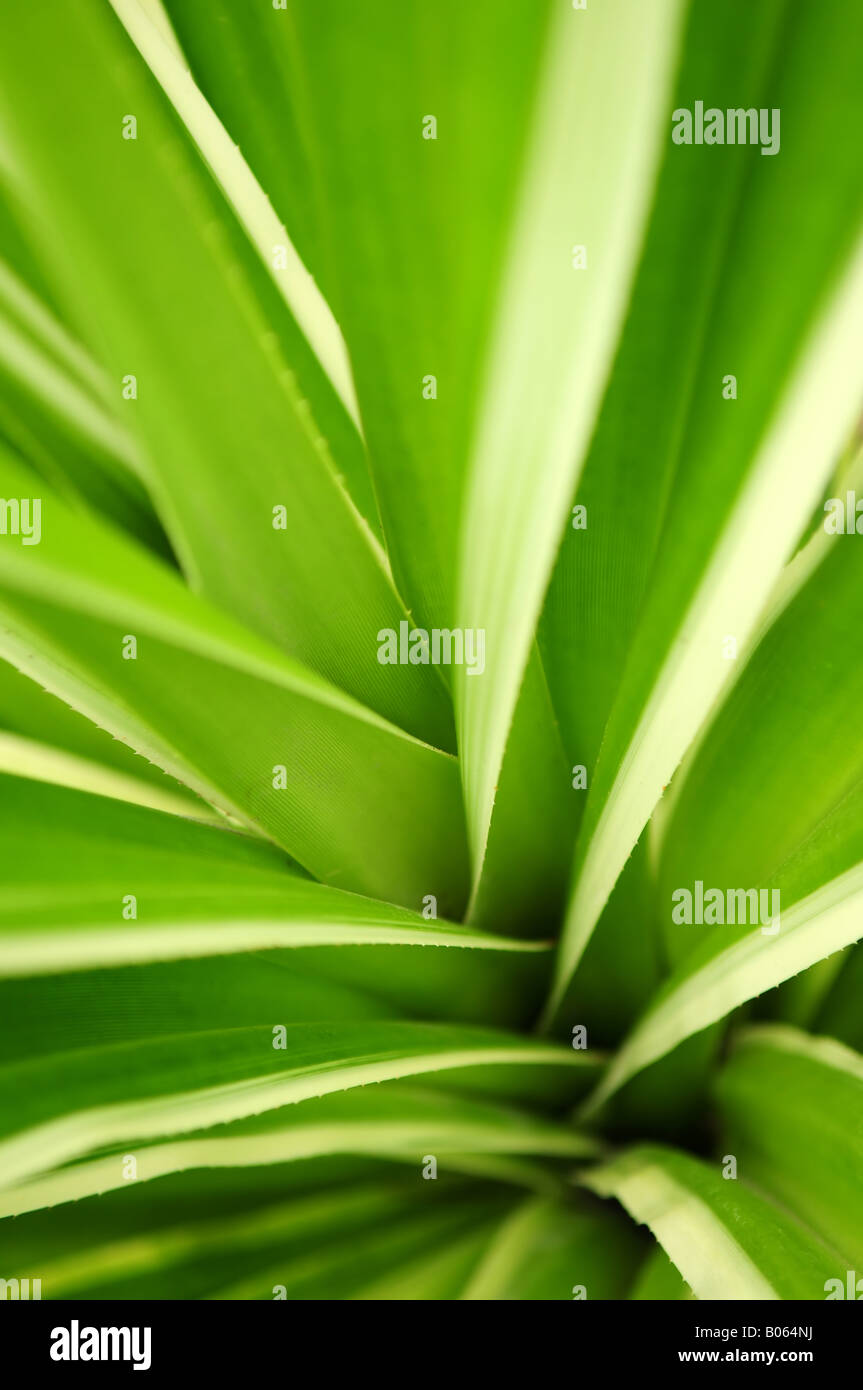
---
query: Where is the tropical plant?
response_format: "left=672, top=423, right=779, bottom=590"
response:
left=0, top=0, right=861, bottom=1302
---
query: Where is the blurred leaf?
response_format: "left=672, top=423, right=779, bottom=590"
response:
left=540, top=0, right=788, bottom=780
left=0, top=1020, right=599, bottom=1188
left=455, top=0, right=683, bottom=875
left=583, top=1144, right=841, bottom=1300
left=163, top=0, right=553, bottom=632
left=815, top=943, right=863, bottom=1051
left=657, top=536, right=863, bottom=969
left=1, top=1083, right=597, bottom=1219
left=629, top=1244, right=693, bottom=1300
left=0, top=0, right=451, bottom=739
left=0, top=450, right=469, bottom=909
left=716, top=1025, right=863, bottom=1268
left=0, top=257, right=167, bottom=549
left=0, top=734, right=214, bottom=824
left=0, top=774, right=539, bottom=979
left=583, top=798, right=863, bottom=1112
left=460, top=1192, right=643, bottom=1300
left=550, top=0, right=863, bottom=1015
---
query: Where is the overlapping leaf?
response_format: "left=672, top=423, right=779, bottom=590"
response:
left=0, top=447, right=469, bottom=909
left=549, top=0, right=863, bottom=1015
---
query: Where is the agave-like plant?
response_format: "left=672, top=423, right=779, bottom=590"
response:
left=0, top=0, right=861, bottom=1303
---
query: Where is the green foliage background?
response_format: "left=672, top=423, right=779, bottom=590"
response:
left=0, top=0, right=861, bottom=1300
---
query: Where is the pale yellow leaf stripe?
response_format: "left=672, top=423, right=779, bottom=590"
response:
left=581, top=858, right=863, bottom=1115
left=582, top=1158, right=778, bottom=1300
left=734, top=1022, right=863, bottom=1082
left=110, top=0, right=361, bottom=428
left=0, top=732, right=217, bottom=824
left=0, top=1044, right=596, bottom=1190
left=0, top=917, right=549, bottom=978
left=649, top=440, right=863, bottom=870
left=0, top=1121, right=595, bottom=1220
left=552, top=230, right=863, bottom=1015
left=456, top=0, right=684, bottom=871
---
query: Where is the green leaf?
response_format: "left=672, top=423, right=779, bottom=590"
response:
left=0, top=1021, right=599, bottom=1189
left=0, top=450, right=469, bottom=910
left=163, top=0, right=553, bottom=633
left=0, top=257, right=166, bottom=549
left=549, top=0, right=863, bottom=1015
left=553, top=839, right=664, bottom=1046
left=1, top=0, right=861, bottom=1305
left=582, top=808, right=863, bottom=1112
left=716, top=1025, right=863, bottom=1269
left=465, top=648, right=577, bottom=935
left=454, top=0, right=683, bottom=871
left=656, top=534, right=863, bottom=969
left=0, top=776, right=550, bottom=1039
left=7, top=1179, right=494, bottom=1300
left=460, top=1192, right=644, bottom=1300
left=0, top=774, right=540, bottom=979
left=0, top=1083, right=597, bottom=1220
left=111, top=0, right=361, bottom=433
left=582, top=1144, right=841, bottom=1300
left=0, top=657, right=194, bottom=797
left=540, top=0, right=789, bottom=783
left=160, top=0, right=586, bottom=925
left=815, top=943, right=863, bottom=1051
left=44, top=1188, right=432, bottom=1300
left=352, top=1226, right=498, bottom=1301
left=206, top=1186, right=510, bottom=1301
left=0, top=0, right=453, bottom=740
left=629, top=1244, right=693, bottom=1301
left=0, top=732, right=214, bottom=824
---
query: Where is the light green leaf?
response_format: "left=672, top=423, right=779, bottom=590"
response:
left=656, top=533, right=863, bottom=970
left=0, top=791, right=543, bottom=979
left=0, top=450, right=469, bottom=909
left=163, top=0, right=553, bottom=632
left=353, top=1226, right=498, bottom=1302
left=549, top=0, right=863, bottom=1015
left=582, top=844, right=863, bottom=1114
left=460, top=1192, right=643, bottom=1300
left=157, top=1, right=585, bottom=927
left=0, top=0, right=452, bottom=738
left=0, top=1084, right=597, bottom=1219
left=109, top=0, right=360, bottom=430
left=0, top=657, right=193, bottom=797
left=815, top=942, right=863, bottom=1052
left=716, top=1025, right=863, bottom=1269
left=0, top=258, right=165, bottom=548
left=465, top=648, right=577, bottom=935
left=455, top=0, right=683, bottom=870
left=0, top=732, right=214, bottom=825
left=0, top=1021, right=599, bottom=1189
left=0, top=776, right=548, bottom=1034
left=207, top=1187, right=509, bottom=1301
left=552, top=236, right=863, bottom=1018
left=582, top=1144, right=841, bottom=1300
left=37, top=1187, right=421, bottom=1300
left=540, top=0, right=789, bottom=784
